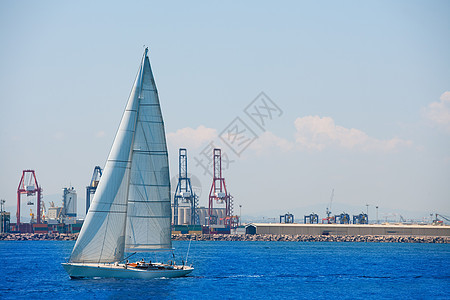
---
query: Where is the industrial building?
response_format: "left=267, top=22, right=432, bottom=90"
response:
left=0, top=199, right=9, bottom=233
left=172, top=206, right=226, bottom=226
left=47, top=187, right=77, bottom=224
left=245, top=223, right=450, bottom=237
left=47, top=207, right=63, bottom=221
left=63, top=187, right=77, bottom=218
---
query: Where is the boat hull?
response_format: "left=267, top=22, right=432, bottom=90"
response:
left=62, top=263, right=193, bottom=279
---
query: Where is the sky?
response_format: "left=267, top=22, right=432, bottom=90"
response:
left=0, top=0, right=449, bottom=223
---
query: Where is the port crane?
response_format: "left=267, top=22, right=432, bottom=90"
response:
left=208, top=148, right=235, bottom=225
left=17, top=170, right=43, bottom=224
left=433, top=213, right=450, bottom=225
left=173, top=148, right=199, bottom=225
left=85, top=166, right=103, bottom=214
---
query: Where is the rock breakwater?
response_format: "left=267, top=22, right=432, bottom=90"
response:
left=0, top=233, right=78, bottom=241
left=1, top=233, right=448, bottom=243
left=172, top=234, right=450, bottom=243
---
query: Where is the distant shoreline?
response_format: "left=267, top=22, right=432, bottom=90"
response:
left=1, top=233, right=449, bottom=243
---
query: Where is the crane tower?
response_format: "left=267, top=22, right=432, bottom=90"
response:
left=17, top=170, right=43, bottom=224
left=173, top=148, right=199, bottom=225
left=208, top=148, right=233, bottom=225
left=85, top=166, right=102, bottom=214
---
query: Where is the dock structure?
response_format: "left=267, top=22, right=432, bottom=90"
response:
left=245, top=223, right=450, bottom=237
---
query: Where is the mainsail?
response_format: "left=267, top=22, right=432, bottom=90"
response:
left=69, top=48, right=172, bottom=263
left=125, top=50, right=172, bottom=251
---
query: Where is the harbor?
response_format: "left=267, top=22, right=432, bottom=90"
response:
left=2, top=232, right=449, bottom=244
left=2, top=159, right=449, bottom=238
left=1, top=0, right=450, bottom=298
left=2, top=221, right=449, bottom=244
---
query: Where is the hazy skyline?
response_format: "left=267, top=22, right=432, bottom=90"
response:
left=1, top=1, right=449, bottom=222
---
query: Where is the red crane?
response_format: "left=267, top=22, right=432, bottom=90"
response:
left=17, top=170, right=42, bottom=225
left=208, top=149, right=233, bottom=225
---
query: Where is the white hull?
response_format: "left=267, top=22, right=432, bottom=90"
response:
left=62, top=262, right=193, bottom=279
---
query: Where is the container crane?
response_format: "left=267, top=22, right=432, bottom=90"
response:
left=433, top=213, right=450, bottom=225
left=173, top=148, right=199, bottom=225
left=17, top=170, right=42, bottom=224
left=85, top=166, right=102, bottom=214
left=208, top=148, right=235, bottom=225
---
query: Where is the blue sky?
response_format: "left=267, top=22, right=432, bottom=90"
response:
left=1, top=0, right=449, bottom=222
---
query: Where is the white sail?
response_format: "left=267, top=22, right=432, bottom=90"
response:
left=69, top=52, right=146, bottom=263
left=62, top=49, right=194, bottom=279
left=125, top=52, right=172, bottom=251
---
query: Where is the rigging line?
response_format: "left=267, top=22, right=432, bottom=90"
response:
left=139, top=97, right=166, bottom=208
left=128, top=200, right=137, bottom=245
left=133, top=149, right=166, bottom=154
left=125, top=85, right=142, bottom=248
left=138, top=120, right=158, bottom=215
left=136, top=161, right=153, bottom=217
left=148, top=147, right=166, bottom=220
left=101, top=202, right=128, bottom=206
left=98, top=210, right=112, bottom=264
left=128, top=106, right=151, bottom=245
left=130, top=183, right=170, bottom=187
left=128, top=199, right=169, bottom=203
left=107, top=159, right=131, bottom=163
left=122, top=54, right=144, bottom=114
left=120, top=252, right=137, bottom=263
left=89, top=210, right=127, bottom=214
left=136, top=138, right=149, bottom=202
left=185, top=236, right=192, bottom=265
left=126, top=215, right=170, bottom=219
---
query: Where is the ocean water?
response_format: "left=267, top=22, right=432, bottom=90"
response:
left=0, top=240, right=449, bottom=299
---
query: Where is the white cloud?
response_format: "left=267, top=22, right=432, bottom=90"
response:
left=167, top=117, right=412, bottom=157
left=248, top=131, right=294, bottom=155
left=424, top=91, right=450, bottom=132
left=294, top=116, right=412, bottom=152
left=167, top=125, right=217, bottom=149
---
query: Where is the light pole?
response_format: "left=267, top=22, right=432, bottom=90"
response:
left=0, top=199, right=5, bottom=234
left=366, top=204, right=369, bottom=224
left=239, top=205, right=242, bottom=226
left=376, top=206, right=379, bottom=224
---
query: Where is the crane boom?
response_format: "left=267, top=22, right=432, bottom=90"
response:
left=436, top=213, right=450, bottom=222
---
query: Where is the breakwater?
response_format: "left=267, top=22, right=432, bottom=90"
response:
left=0, top=233, right=79, bottom=241
left=1, top=233, right=448, bottom=243
left=172, top=234, right=450, bottom=243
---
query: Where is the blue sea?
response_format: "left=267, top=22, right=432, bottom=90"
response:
left=0, top=240, right=449, bottom=299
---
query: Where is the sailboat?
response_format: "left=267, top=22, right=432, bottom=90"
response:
left=62, top=48, right=194, bottom=279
